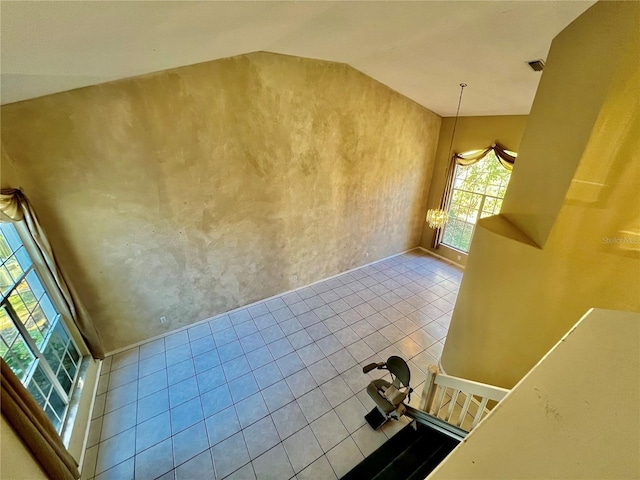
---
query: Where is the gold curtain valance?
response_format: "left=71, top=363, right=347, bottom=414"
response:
left=453, top=142, right=517, bottom=170
left=0, top=188, right=25, bottom=221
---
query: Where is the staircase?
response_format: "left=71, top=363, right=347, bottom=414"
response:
left=342, top=365, right=509, bottom=480
left=341, top=420, right=459, bottom=480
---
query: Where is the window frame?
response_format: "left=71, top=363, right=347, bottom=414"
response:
left=0, top=221, right=84, bottom=433
left=441, top=149, right=514, bottom=253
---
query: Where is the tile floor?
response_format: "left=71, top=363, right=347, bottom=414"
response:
left=81, top=249, right=461, bottom=480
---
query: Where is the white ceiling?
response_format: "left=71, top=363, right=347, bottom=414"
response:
left=0, top=1, right=595, bottom=115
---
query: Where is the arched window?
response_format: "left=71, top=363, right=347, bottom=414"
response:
left=441, top=148, right=516, bottom=252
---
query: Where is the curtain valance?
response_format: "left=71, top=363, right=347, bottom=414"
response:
left=453, top=143, right=516, bottom=170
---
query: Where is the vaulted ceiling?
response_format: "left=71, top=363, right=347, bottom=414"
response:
left=0, top=1, right=595, bottom=115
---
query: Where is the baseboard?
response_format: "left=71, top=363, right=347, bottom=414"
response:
left=105, top=246, right=436, bottom=357
left=77, top=359, right=102, bottom=472
left=417, top=246, right=465, bottom=270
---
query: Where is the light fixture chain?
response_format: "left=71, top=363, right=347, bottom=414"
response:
left=447, top=83, right=467, bottom=163
left=427, top=83, right=468, bottom=231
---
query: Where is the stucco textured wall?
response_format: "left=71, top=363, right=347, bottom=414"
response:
left=1, top=52, right=441, bottom=351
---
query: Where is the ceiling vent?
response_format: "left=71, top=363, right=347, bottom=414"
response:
left=528, top=59, right=545, bottom=72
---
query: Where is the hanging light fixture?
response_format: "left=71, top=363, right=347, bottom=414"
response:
left=426, top=208, right=449, bottom=229
left=426, top=83, right=467, bottom=229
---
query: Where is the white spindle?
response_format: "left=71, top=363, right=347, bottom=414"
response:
left=457, top=393, right=473, bottom=427
left=434, top=386, right=446, bottom=417
left=445, top=389, right=460, bottom=422
left=471, top=396, right=489, bottom=429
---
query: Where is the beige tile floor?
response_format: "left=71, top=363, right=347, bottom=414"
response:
left=82, top=249, right=461, bottom=480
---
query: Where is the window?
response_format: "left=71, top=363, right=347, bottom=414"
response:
left=442, top=149, right=514, bottom=252
left=0, top=222, right=82, bottom=432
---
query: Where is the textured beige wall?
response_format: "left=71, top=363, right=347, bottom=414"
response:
left=420, top=115, right=528, bottom=266
left=441, top=1, right=640, bottom=388
left=1, top=52, right=441, bottom=351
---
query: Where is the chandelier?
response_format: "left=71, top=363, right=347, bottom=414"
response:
left=426, top=83, right=467, bottom=229
left=426, top=208, right=449, bottom=229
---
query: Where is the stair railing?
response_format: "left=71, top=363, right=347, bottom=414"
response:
left=419, top=365, right=509, bottom=431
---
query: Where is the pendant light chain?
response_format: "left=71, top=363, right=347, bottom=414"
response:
left=426, top=82, right=467, bottom=230
left=447, top=83, right=467, bottom=162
